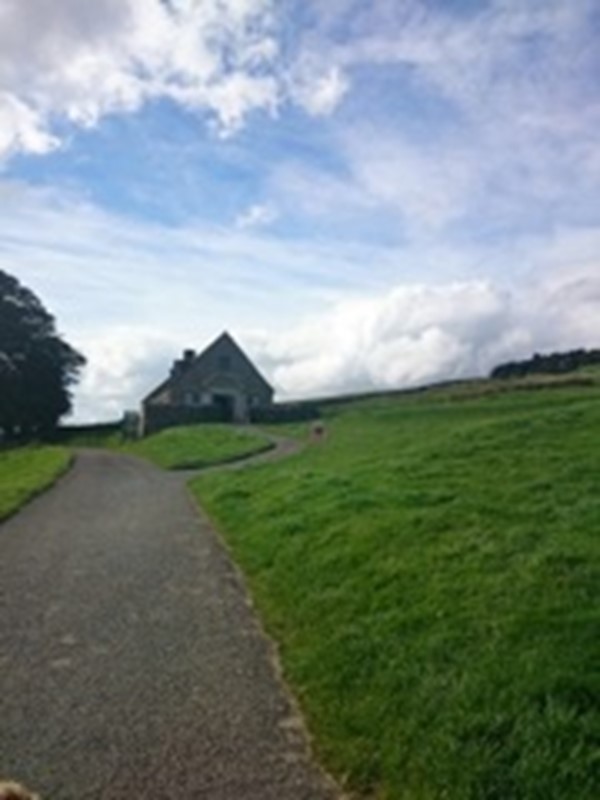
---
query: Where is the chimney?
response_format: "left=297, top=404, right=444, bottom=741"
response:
left=170, top=359, right=183, bottom=379
left=171, top=349, right=195, bottom=379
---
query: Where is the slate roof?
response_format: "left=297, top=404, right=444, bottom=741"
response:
left=142, top=331, right=273, bottom=405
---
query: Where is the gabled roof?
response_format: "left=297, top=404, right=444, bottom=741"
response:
left=143, top=331, right=273, bottom=405
left=201, top=331, right=273, bottom=390
left=142, top=375, right=171, bottom=406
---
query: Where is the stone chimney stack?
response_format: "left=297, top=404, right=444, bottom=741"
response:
left=170, top=349, right=196, bottom=379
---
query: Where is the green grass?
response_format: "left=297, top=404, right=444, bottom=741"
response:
left=191, top=383, right=600, bottom=799
left=57, top=422, right=273, bottom=470
left=0, top=445, right=72, bottom=521
left=122, top=424, right=272, bottom=469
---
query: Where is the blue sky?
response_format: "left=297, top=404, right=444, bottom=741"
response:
left=0, top=0, right=598, bottom=420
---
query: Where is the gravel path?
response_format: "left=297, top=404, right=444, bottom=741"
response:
left=0, top=443, right=339, bottom=799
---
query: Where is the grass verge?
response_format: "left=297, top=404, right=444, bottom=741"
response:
left=0, top=445, right=72, bottom=522
left=191, top=383, right=599, bottom=799
left=121, top=424, right=272, bottom=469
left=57, top=422, right=273, bottom=470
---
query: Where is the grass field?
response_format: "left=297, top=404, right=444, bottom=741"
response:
left=122, top=423, right=272, bottom=469
left=60, top=423, right=272, bottom=470
left=0, top=446, right=72, bottom=521
left=192, top=381, right=600, bottom=799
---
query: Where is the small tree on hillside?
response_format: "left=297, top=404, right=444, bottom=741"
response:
left=0, top=270, right=86, bottom=438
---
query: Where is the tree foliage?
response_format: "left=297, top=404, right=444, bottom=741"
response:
left=0, top=270, right=86, bottom=438
left=491, top=348, right=600, bottom=380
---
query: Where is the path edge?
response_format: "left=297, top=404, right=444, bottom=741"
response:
left=185, top=433, right=350, bottom=800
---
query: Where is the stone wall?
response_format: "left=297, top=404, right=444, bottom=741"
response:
left=142, top=404, right=229, bottom=435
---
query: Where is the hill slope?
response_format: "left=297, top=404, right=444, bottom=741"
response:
left=192, top=382, right=599, bottom=799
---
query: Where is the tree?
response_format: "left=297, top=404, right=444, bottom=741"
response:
left=491, top=347, right=600, bottom=380
left=0, top=270, right=86, bottom=438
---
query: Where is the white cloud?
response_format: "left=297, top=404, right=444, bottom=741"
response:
left=263, top=265, right=600, bottom=401
left=264, top=281, right=512, bottom=397
left=289, top=65, right=349, bottom=116
left=0, top=0, right=374, bottom=160
left=0, top=93, right=59, bottom=157
left=235, top=202, right=277, bottom=228
left=279, top=0, right=599, bottom=231
left=266, top=124, right=480, bottom=234
left=73, top=326, right=181, bottom=422
left=1, top=0, right=596, bottom=239
left=345, top=131, right=475, bottom=230
left=0, top=0, right=281, bottom=157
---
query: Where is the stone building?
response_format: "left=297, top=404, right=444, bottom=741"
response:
left=142, top=332, right=273, bottom=433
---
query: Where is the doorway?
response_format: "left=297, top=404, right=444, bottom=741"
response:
left=212, top=393, right=235, bottom=422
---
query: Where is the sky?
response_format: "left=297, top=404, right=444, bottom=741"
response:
left=1, top=0, right=599, bottom=422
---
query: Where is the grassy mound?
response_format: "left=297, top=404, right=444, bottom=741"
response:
left=0, top=446, right=72, bottom=521
left=58, top=422, right=273, bottom=470
left=123, top=424, right=272, bottom=469
left=192, top=383, right=599, bottom=799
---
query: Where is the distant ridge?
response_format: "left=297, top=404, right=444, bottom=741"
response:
left=491, top=347, right=600, bottom=379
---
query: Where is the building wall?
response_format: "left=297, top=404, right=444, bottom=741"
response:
left=143, top=336, right=273, bottom=432
left=170, top=337, right=273, bottom=420
left=142, top=404, right=231, bottom=434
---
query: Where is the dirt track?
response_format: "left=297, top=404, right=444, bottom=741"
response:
left=0, top=447, right=338, bottom=799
